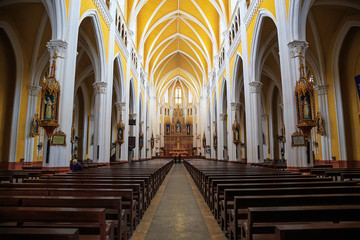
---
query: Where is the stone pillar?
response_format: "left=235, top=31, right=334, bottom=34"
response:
left=283, top=40, right=309, bottom=168
left=43, top=40, right=71, bottom=170
left=314, top=84, right=332, bottom=160
left=24, top=85, right=42, bottom=164
left=93, top=81, right=108, bottom=163
left=249, top=81, right=263, bottom=163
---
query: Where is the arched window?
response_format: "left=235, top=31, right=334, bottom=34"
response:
left=188, top=91, right=192, bottom=103
left=175, top=87, right=182, bottom=105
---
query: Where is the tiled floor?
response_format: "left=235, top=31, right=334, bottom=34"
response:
left=131, top=162, right=226, bottom=240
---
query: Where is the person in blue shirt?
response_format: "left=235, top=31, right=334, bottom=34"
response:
left=70, top=159, right=83, bottom=172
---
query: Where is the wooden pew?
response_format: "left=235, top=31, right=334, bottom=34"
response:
left=0, top=206, right=114, bottom=240
left=0, top=195, right=126, bottom=240
left=341, top=172, right=360, bottom=181
left=221, top=185, right=360, bottom=233
left=244, top=205, right=360, bottom=240
left=24, top=178, right=149, bottom=210
left=208, top=177, right=332, bottom=211
left=274, top=222, right=360, bottom=240
left=0, top=188, right=136, bottom=236
left=0, top=227, right=79, bottom=240
left=214, top=180, right=358, bottom=222
left=0, top=182, right=143, bottom=223
left=204, top=173, right=305, bottom=201
left=42, top=176, right=153, bottom=202
left=229, top=194, right=360, bottom=240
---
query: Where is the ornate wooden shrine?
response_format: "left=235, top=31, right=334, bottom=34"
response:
left=164, top=106, right=193, bottom=156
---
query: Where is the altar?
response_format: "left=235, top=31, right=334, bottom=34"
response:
left=163, top=107, right=193, bottom=156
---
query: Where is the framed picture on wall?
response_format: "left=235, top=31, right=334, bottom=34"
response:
left=291, top=132, right=306, bottom=147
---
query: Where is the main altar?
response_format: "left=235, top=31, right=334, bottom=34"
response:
left=164, top=106, right=193, bottom=157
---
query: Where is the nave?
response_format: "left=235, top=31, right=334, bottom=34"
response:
left=1, top=158, right=360, bottom=239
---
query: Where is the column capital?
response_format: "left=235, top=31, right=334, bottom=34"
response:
left=46, top=40, right=68, bottom=58
left=115, top=101, right=126, bottom=112
left=93, top=81, right=108, bottom=94
left=288, top=40, right=308, bottom=58
left=314, top=84, right=328, bottom=95
left=220, top=113, right=228, bottom=121
left=249, top=81, right=263, bottom=93
left=128, top=30, right=134, bottom=38
left=129, top=113, right=137, bottom=119
left=28, top=85, right=42, bottom=96
left=231, top=102, right=241, bottom=111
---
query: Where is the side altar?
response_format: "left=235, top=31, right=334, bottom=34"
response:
left=164, top=106, right=193, bottom=156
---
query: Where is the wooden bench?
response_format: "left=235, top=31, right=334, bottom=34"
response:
left=0, top=182, right=143, bottom=223
left=341, top=172, right=360, bottom=181
left=244, top=205, right=360, bottom=240
left=0, top=195, right=126, bottom=240
left=0, top=187, right=136, bottom=236
left=208, top=177, right=332, bottom=211
left=0, top=206, right=114, bottom=240
left=42, top=175, right=153, bottom=202
left=24, top=178, right=149, bottom=210
left=0, top=227, right=79, bottom=240
left=274, top=222, right=360, bottom=240
left=229, top=194, right=360, bottom=240
left=204, top=173, right=304, bottom=201
left=221, top=185, right=360, bottom=233
left=214, top=180, right=358, bottom=224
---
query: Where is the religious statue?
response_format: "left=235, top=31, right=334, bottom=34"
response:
left=176, top=121, right=181, bottom=133
left=166, top=124, right=170, bottom=135
left=31, top=114, right=40, bottom=137
left=232, top=115, right=240, bottom=145
left=44, top=96, right=53, bottom=120
left=187, top=124, right=191, bottom=135
left=315, top=112, right=325, bottom=136
left=303, top=96, right=311, bottom=120
left=234, top=130, right=239, bottom=141
left=117, top=122, right=125, bottom=146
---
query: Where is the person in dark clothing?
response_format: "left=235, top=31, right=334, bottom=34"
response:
left=70, top=159, right=83, bottom=172
left=177, top=154, right=181, bottom=163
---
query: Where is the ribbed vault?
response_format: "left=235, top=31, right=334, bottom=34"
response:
left=126, top=0, right=229, bottom=101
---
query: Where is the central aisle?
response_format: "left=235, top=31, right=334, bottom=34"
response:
left=144, top=163, right=211, bottom=240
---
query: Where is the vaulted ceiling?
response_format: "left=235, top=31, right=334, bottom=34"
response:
left=126, top=0, right=229, bottom=101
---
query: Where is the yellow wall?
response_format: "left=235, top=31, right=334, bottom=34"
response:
left=0, top=29, right=16, bottom=163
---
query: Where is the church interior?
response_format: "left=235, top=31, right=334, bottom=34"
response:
left=0, top=0, right=360, bottom=239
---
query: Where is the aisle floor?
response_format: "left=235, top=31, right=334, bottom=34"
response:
left=131, top=162, right=225, bottom=240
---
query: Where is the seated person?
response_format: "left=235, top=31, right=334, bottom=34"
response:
left=70, top=159, right=83, bottom=172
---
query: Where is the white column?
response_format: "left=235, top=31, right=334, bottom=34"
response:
left=92, top=81, right=108, bottom=163
left=24, top=85, right=42, bottom=163
left=281, top=40, right=309, bottom=168
left=103, top=0, right=117, bottom=165
left=314, top=84, right=332, bottom=160
left=249, top=81, right=263, bottom=163
left=44, top=39, right=72, bottom=169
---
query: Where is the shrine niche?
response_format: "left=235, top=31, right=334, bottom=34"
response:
left=163, top=106, right=193, bottom=156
